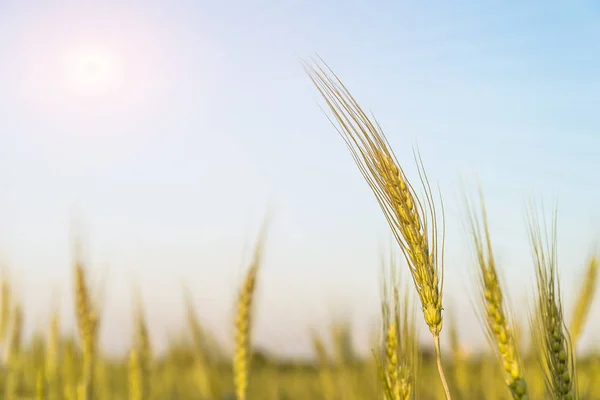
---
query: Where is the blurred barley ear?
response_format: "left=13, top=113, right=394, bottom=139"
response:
left=448, top=310, right=469, bottom=398
left=36, top=369, right=45, bottom=400
left=4, top=302, right=22, bottom=400
left=331, top=319, right=355, bottom=366
left=46, top=309, right=61, bottom=398
left=569, top=255, right=598, bottom=347
left=184, top=286, right=221, bottom=399
left=0, top=271, right=10, bottom=346
left=233, top=222, right=268, bottom=400
left=132, top=290, right=152, bottom=400
left=129, top=347, right=143, bottom=400
left=379, top=251, right=417, bottom=400
left=528, top=207, right=578, bottom=400
left=312, top=332, right=336, bottom=400
left=62, top=337, right=79, bottom=400
left=95, top=359, right=110, bottom=400
left=74, top=260, right=99, bottom=400
left=305, top=58, right=450, bottom=399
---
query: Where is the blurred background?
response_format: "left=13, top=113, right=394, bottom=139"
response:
left=0, top=0, right=599, bottom=362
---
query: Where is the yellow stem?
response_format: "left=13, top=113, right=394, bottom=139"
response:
left=434, top=335, right=452, bottom=400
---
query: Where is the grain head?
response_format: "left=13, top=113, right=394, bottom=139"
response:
left=466, top=194, right=528, bottom=399
left=528, top=209, right=577, bottom=400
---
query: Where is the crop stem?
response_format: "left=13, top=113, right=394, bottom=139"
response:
left=434, top=335, right=452, bottom=400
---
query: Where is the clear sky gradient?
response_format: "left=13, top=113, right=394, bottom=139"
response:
left=1, top=1, right=599, bottom=357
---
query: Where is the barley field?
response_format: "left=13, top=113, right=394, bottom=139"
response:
left=0, top=61, right=598, bottom=400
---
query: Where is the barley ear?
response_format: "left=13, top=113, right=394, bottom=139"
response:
left=528, top=207, right=577, bottom=400
left=73, top=261, right=98, bottom=400
left=448, top=309, right=470, bottom=398
left=312, top=332, right=336, bottom=400
left=4, top=302, right=22, bottom=400
left=569, top=255, right=598, bottom=347
left=0, top=270, right=11, bottom=349
left=46, top=309, right=61, bottom=399
left=233, top=223, right=268, bottom=400
left=183, top=287, right=221, bottom=399
left=466, top=192, right=528, bottom=399
left=305, top=57, right=449, bottom=399
left=128, top=347, right=143, bottom=400
left=380, top=250, right=417, bottom=400
left=131, top=289, right=152, bottom=400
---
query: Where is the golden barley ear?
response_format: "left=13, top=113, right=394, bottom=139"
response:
left=465, top=191, right=528, bottom=399
left=305, top=57, right=450, bottom=399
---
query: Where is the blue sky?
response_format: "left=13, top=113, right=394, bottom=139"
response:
left=0, top=1, right=599, bottom=357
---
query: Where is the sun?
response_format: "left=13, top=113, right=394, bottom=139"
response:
left=65, top=47, right=124, bottom=97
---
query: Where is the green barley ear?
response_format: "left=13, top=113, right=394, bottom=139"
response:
left=233, top=221, right=269, bottom=400
left=569, top=254, right=598, bottom=347
left=466, top=192, right=528, bottom=399
left=528, top=206, right=577, bottom=400
left=305, top=58, right=450, bottom=399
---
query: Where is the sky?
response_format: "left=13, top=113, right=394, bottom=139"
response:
left=0, top=0, right=600, bottom=358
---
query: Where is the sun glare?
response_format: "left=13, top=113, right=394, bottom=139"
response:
left=65, top=48, right=124, bottom=97
left=15, top=18, right=177, bottom=127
